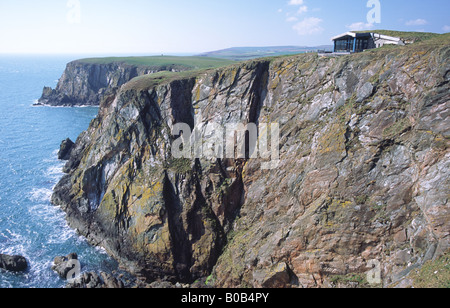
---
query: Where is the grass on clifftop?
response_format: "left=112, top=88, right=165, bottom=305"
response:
left=354, top=30, right=441, bottom=43
left=122, top=68, right=214, bottom=91
left=77, top=55, right=235, bottom=70
left=121, top=31, right=450, bottom=92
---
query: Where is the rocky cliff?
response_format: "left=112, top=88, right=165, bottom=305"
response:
left=36, top=60, right=189, bottom=106
left=52, top=34, right=450, bottom=288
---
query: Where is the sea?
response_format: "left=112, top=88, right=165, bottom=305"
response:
left=0, top=55, right=119, bottom=288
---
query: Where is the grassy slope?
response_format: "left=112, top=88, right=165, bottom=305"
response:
left=360, top=32, right=450, bottom=55
left=76, top=55, right=235, bottom=70
left=409, top=254, right=450, bottom=288
left=122, top=68, right=216, bottom=91
left=123, top=32, right=450, bottom=91
left=354, top=30, right=441, bottom=42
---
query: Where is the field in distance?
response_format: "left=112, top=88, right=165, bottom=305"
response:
left=197, top=46, right=333, bottom=61
left=76, top=55, right=236, bottom=70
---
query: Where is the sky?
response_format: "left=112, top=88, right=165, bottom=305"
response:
left=0, top=0, right=449, bottom=55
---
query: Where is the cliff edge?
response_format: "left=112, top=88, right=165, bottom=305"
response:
left=36, top=56, right=234, bottom=107
left=52, top=34, right=449, bottom=287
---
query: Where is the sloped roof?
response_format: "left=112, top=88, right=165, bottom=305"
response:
left=331, top=31, right=402, bottom=42
left=331, top=32, right=371, bottom=41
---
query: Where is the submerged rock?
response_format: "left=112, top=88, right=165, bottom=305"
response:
left=0, top=254, right=28, bottom=272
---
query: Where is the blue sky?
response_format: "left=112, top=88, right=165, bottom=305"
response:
left=0, top=0, right=449, bottom=54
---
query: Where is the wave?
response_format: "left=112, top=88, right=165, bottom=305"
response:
left=31, top=103, right=67, bottom=108
left=0, top=229, right=28, bottom=257
left=46, top=164, right=64, bottom=183
left=42, top=150, right=60, bottom=163
left=31, top=101, right=99, bottom=108
left=30, top=188, right=53, bottom=203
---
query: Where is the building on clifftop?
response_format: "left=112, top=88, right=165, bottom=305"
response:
left=332, top=32, right=406, bottom=53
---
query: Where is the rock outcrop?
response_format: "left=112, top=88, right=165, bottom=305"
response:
left=52, top=34, right=450, bottom=287
left=52, top=253, right=79, bottom=279
left=58, top=138, right=75, bottom=160
left=0, top=254, right=28, bottom=272
left=65, top=271, right=124, bottom=289
left=36, top=61, right=189, bottom=107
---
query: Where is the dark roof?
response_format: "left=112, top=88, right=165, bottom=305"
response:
left=332, top=32, right=372, bottom=41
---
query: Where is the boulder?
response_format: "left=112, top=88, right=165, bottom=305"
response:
left=66, top=271, right=125, bottom=289
left=52, top=253, right=79, bottom=279
left=253, top=262, right=291, bottom=288
left=356, top=82, right=374, bottom=102
left=66, top=272, right=103, bottom=288
left=58, top=138, right=75, bottom=160
left=0, top=254, right=28, bottom=272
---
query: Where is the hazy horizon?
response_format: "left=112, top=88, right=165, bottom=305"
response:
left=0, top=0, right=449, bottom=55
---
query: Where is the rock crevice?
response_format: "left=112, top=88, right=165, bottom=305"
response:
left=52, top=36, right=450, bottom=287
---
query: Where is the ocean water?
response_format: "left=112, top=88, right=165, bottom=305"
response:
left=0, top=55, right=118, bottom=288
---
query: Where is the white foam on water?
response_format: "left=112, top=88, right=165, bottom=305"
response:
left=31, top=103, right=96, bottom=108
left=30, top=188, right=53, bottom=203
left=31, top=104, right=66, bottom=108
left=47, top=164, right=63, bottom=174
left=29, top=202, right=60, bottom=219
left=0, top=229, right=29, bottom=257
left=93, top=245, right=110, bottom=256
left=45, top=212, right=79, bottom=245
left=46, top=164, right=64, bottom=182
left=42, top=150, right=61, bottom=163
left=0, top=56, right=108, bottom=288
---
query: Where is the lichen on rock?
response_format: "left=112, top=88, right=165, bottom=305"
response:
left=52, top=34, right=450, bottom=287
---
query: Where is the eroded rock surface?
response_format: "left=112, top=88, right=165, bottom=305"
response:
left=37, top=61, right=189, bottom=107
left=52, top=35, right=450, bottom=287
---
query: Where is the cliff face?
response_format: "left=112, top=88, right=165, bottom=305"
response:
left=52, top=35, right=450, bottom=287
left=37, top=61, right=187, bottom=106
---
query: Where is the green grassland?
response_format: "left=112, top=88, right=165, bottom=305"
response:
left=355, top=30, right=441, bottom=43
left=197, top=46, right=333, bottom=61
left=122, top=68, right=214, bottom=91
left=94, top=31, right=449, bottom=93
left=77, top=55, right=235, bottom=70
